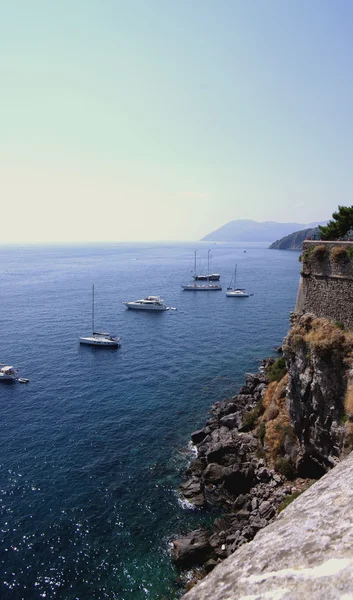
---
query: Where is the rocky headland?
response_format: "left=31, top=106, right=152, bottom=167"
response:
left=173, top=313, right=353, bottom=592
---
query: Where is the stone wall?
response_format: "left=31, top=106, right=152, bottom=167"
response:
left=182, top=451, right=353, bottom=600
left=295, top=241, right=353, bottom=329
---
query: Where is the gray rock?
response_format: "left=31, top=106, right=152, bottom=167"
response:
left=258, top=500, right=276, bottom=520
left=191, top=429, right=208, bottom=445
left=251, top=497, right=258, bottom=511
left=172, top=528, right=211, bottom=567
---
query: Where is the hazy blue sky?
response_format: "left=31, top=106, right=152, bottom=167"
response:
left=1, top=1, right=353, bottom=242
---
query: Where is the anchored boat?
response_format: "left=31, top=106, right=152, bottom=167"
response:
left=79, top=285, right=121, bottom=347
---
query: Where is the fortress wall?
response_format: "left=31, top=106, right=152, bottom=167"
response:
left=295, top=241, right=353, bottom=329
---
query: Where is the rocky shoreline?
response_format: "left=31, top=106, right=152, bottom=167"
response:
left=172, top=313, right=353, bottom=593
left=172, top=357, right=313, bottom=583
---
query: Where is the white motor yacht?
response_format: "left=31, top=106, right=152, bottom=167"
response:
left=123, top=296, right=168, bottom=311
left=0, top=365, right=18, bottom=381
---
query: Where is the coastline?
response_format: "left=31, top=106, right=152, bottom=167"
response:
left=173, top=355, right=313, bottom=590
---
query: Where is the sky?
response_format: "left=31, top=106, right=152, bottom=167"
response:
left=1, top=0, right=353, bottom=243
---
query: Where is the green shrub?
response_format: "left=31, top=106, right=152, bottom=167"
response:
left=258, top=421, right=266, bottom=446
left=298, top=254, right=302, bottom=262
left=242, top=399, right=264, bottom=431
left=334, top=321, right=345, bottom=330
left=331, top=246, right=348, bottom=263
left=311, top=244, right=328, bottom=260
left=267, top=357, right=287, bottom=382
left=275, top=456, right=296, bottom=479
left=255, top=446, right=266, bottom=459
left=347, top=246, right=353, bottom=260
left=278, top=480, right=314, bottom=512
left=278, top=490, right=303, bottom=512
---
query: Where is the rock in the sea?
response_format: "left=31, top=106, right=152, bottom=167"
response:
left=172, top=528, right=211, bottom=567
left=179, top=477, right=205, bottom=507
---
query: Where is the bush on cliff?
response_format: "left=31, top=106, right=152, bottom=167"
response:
left=331, top=245, right=348, bottom=263
left=241, top=399, right=264, bottom=431
left=267, top=356, right=287, bottom=382
left=311, top=244, right=328, bottom=260
left=344, top=381, right=353, bottom=416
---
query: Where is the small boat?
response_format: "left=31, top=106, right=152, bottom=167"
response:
left=226, top=265, right=250, bottom=298
left=123, top=296, right=168, bottom=311
left=182, top=251, right=222, bottom=291
left=79, top=285, right=121, bottom=347
left=0, top=365, right=18, bottom=381
left=18, top=378, right=29, bottom=384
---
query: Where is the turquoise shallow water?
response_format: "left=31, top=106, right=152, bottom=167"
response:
left=0, top=242, right=300, bottom=599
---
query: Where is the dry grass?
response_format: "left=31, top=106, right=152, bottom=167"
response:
left=345, top=421, right=353, bottom=448
left=345, top=381, right=353, bottom=415
left=259, top=374, right=297, bottom=463
left=311, top=244, right=328, bottom=260
left=331, top=245, right=348, bottom=263
left=286, top=316, right=353, bottom=358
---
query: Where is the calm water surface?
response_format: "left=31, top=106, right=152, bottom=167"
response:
left=0, top=242, right=300, bottom=599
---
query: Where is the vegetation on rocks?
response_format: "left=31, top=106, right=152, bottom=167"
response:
left=266, top=356, right=287, bottom=382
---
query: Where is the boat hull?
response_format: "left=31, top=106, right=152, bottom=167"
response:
left=182, top=285, right=222, bottom=291
left=226, top=292, right=249, bottom=297
left=79, top=336, right=120, bottom=347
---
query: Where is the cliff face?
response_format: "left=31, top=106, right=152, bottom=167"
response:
left=269, top=227, right=316, bottom=250
left=283, top=314, right=353, bottom=477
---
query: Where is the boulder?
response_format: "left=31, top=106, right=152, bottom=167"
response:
left=172, top=528, right=212, bottom=567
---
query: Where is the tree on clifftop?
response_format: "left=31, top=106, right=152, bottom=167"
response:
left=319, top=205, right=353, bottom=240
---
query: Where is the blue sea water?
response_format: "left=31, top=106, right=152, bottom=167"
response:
left=0, top=242, right=300, bottom=599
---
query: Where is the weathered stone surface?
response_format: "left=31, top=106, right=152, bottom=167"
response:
left=283, top=313, right=348, bottom=475
left=182, top=451, right=353, bottom=599
left=296, top=241, right=353, bottom=329
left=179, top=477, right=205, bottom=507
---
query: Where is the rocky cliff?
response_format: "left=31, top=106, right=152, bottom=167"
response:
left=182, top=450, right=353, bottom=600
left=269, top=227, right=318, bottom=250
left=174, top=314, right=353, bottom=595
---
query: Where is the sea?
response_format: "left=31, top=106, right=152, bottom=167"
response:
left=0, top=242, right=300, bottom=600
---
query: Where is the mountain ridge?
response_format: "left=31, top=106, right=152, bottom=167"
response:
left=201, top=220, right=325, bottom=242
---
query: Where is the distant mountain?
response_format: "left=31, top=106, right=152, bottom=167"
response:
left=269, top=227, right=320, bottom=250
left=201, top=220, right=324, bottom=243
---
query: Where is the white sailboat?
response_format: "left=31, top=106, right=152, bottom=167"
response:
left=226, top=265, right=250, bottom=297
left=79, top=285, right=121, bottom=347
left=182, top=251, right=222, bottom=291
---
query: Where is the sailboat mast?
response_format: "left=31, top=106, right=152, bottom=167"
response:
left=92, top=285, right=95, bottom=333
left=194, top=250, right=197, bottom=276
